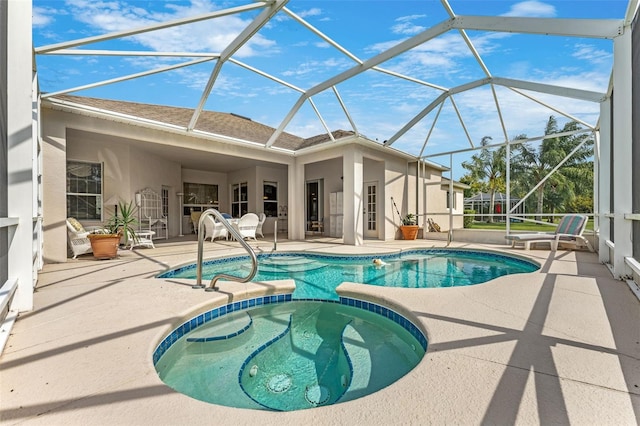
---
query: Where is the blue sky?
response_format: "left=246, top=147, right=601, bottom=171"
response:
left=32, top=0, right=630, bottom=168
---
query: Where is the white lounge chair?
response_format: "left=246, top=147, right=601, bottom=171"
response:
left=204, top=216, right=229, bottom=241
left=256, top=213, right=266, bottom=238
left=66, top=218, right=96, bottom=259
left=233, top=213, right=259, bottom=241
left=505, top=214, right=593, bottom=251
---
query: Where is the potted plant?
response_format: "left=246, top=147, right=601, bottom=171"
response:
left=88, top=200, right=138, bottom=260
left=400, top=213, right=419, bottom=240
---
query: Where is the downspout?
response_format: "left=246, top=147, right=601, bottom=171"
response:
left=506, top=140, right=511, bottom=235
left=448, top=154, right=453, bottom=245
left=416, top=160, right=420, bottom=235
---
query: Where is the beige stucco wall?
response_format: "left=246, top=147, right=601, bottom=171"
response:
left=41, top=109, right=68, bottom=263
left=385, top=159, right=412, bottom=240
left=297, top=142, right=456, bottom=241
left=66, top=129, right=183, bottom=236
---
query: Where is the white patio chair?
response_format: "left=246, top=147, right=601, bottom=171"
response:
left=66, top=217, right=95, bottom=259
left=505, top=214, right=593, bottom=251
left=204, top=216, right=229, bottom=242
left=256, top=213, right=266, bottom=238
left=232, top=213, right=259, bottom=241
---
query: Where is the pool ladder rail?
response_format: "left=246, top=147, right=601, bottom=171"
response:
left=193, top=208, right=258, bottom=292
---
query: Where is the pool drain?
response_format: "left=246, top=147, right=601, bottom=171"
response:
left=305, top=384, right=330, bottom=406
left=266, top=374, right=292, bottom=393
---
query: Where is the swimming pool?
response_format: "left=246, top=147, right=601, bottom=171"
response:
left=154, top=296, right=426, bottom=411
left=158, top=248, right=539, bottom=299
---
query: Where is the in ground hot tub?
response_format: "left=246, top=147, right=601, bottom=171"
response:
left=154, top=295, right=426, bottom=411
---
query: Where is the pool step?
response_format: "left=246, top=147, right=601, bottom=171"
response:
left=261, top=256, right=310, bottom=265
left=245, top=258, right=327, bottom=273
left=186, top=312, right=252, bottom=342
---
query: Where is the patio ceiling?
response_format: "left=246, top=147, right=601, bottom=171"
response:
left=67, top=128, right=286, bottom=173
left=34, top=0, right=637, bottom=159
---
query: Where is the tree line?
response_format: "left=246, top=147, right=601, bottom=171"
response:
left=459, top=115, right=594, bottom=223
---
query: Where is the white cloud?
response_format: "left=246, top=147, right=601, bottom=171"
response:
left=501, top=1, right=556, bottom=18
left=33, top=7, right=54, bottom=27
left=33, top=6, right=68, bottom=28
left=298, top=8, right=322, bottom=19
left=61, top=0, right=277, bottom=58
left=391, top=21, right=426, bottom=36
left=391, top=14, right=427, bottom=35
left=281, top=57, right=351, bottom=78
left=572, top=43, right=612, bottom=65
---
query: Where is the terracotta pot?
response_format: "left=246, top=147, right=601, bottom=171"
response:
left=400, top=225, right=419, bottom=240
left=88, top=233, right=121, bottom=260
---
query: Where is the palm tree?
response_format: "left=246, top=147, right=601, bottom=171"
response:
left=512, top=116, right=593, bottom=222
left=461, top=136, right=506, bottom=222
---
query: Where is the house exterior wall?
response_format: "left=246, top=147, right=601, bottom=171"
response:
left=385, top=159, right=413, bottom=240
left=41, top=103, right=463, bottom=260
left=297, top=141, right=454, bottom=241
left=66, top=129, right=183, bottom=238
left=41, top=109, right=70, bottom=264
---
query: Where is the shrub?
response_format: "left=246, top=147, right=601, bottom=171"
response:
left=463, top=209, right=475, bottom=228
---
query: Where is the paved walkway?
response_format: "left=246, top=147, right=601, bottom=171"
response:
left=1, top=237, right=638, bottom=425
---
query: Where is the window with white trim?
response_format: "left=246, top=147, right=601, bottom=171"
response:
left=231, top=182, right=248, bottom=217
left=66, top=161, right=102, bottom=220
left=263, top=181, right=278, bottom=217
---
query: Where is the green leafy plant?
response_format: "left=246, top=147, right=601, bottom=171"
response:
left=402, top=213, right=416, bottom=226
left=463, top=209, right=475, bottom=228
left=99, top=200, right=139, bottom=242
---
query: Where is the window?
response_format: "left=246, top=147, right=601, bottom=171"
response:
left=231, top=182, right=248, bottom=217
left=183, top=182, right=218, bottom=215
left=67, top=161, right=102, bottom=220
left=446, top=191, right=457, bottom=210
left=263, top=181, right=278, bottom=218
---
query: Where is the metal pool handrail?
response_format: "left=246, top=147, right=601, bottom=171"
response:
left=194, top=208, right=258, bottom=292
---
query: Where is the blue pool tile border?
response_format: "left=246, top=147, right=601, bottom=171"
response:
left=153, top=294, right=292, bottom=365
left=153, top=294, right=428, bottom=365
left=186, top=314, right=253, bottom=343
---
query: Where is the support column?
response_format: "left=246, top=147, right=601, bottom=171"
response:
left=596, top=105, right=611, bottom=263
left=6, top=0, right=34, bottom=311
left=343, top=147, right=363, bottom=245
left=288, top=160, right=304, bottom=241
left=612, top=29, right=634, bottom=279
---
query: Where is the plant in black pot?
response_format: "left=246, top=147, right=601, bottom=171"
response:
left=400, top=213, right=419, bottom=240
left=88, top=200, right=138, bottom=259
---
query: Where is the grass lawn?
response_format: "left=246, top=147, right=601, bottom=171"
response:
left=467, top=218, right=594, bottom=232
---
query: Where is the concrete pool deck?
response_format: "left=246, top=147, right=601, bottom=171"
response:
left=1, top=237, right=638, bottom=425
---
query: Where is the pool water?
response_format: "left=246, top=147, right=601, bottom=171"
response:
left=159, top=249, right=539, bottom=299
left=155, top=299, right=426, bottom=411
